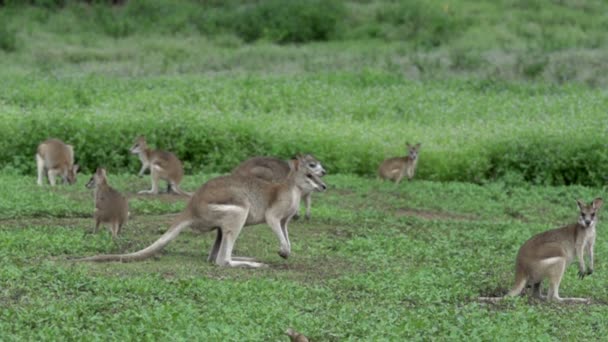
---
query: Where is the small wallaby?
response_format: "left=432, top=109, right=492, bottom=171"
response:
left=285, top=328, right=309, bottom=342
left=378, top=143, right=421, bottom=184
left=76, top=156, right=327, bottom=267
left=36, top=138, right=79, bottom=186
left=86, top=167, right=129, bottom=239
left=480, top=198, right=603, bottom=303
left=129, top=136, right=190, bottom=196
left=232, top=154, right=326, bottom=220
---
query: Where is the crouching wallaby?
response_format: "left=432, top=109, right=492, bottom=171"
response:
left=480, top=198, right=603, bottom=303
left=378, top=143, right=421, bottom=184
left=129, top=136, right=190, bottom=196
left=75, top=156, right=327, bottom=267
left=232, top=154, right=326, bottom=220
left=86, top=168, right=129, bottom=239
left=36, top=138, right=79, bottom=186
left=285, top=328, right=309, bottom=342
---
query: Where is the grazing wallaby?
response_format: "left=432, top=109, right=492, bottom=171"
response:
left=232, top=154, right=326, bottom=220
left=76, top=157, right=327, bottom=267
left=480, top=198, right=603, bottom=304
left=36, top=138, right=79, bottom=186
left=129, top=136, right=190, bottom=196
left=378, top=143, right=421, bottom=184
left=285, top=328, right=309, bottom=342
left=86, top=167, right=129, bottom=239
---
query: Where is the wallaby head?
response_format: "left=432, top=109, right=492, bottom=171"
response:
left=577, top=197, right=603, bottom=228
left=294, top=153, right=326, bottom=177
left=65, top=164, right=79, bottom=185
left=130, top=136, right=148, bottom=154
left=292, top=157, right=327, bottom=193
left=406, top=142, right=421, bottom=160
left=86, top=167, right=107, bottom=189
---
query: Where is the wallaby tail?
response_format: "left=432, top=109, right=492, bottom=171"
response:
left=171, top=183, right=193, bottom=197
left=479, top=270, right=527, bottom=303
left=505, top=271, right=527, bottom=297
left=74, top=217, right=193, bottom=262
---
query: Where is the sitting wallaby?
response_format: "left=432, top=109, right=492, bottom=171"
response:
left=36, top=138, right=79, bottom=186
left=378, top=143, right=421, bottom=184
left=129, top=136, right=190, bottom=196
left=86, top=167, right=129, bottom=239
left=232, top=154, right=326, bottom=220
left=285, top=328, right=309, bottom=342
left=480, top=198, right=602, bottom=303
left=76, top=156, right=327, bottom=267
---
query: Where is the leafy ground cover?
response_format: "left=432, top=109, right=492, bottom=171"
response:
left=1, top=174, right=607, bottom=340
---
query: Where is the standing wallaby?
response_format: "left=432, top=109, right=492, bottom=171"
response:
left=129, top=136, right=190, bottom=196
left=36, top=139, right=79, bottom=186
left=480, top=198, right=602, bottom=303
left=285, top=328, right=309, bottom=342
left=378, top=143, right=421, bottom=184
left=86, top=167, right=129, bottom=239
left=76, top=157, right=327, bottom=267
left=232, top=154, right=326, bottom=220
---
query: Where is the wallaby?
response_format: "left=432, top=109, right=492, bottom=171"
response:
left=86, top=167, right=129, bottom=239
left=36, top=138, right=79, bottom=186
left=129, top=136, right=190, bottom=196
left=378, top=143, right=421, bottom=184
left=285, top=328, right=309, bottom=342
left=232, top=154, right=326, bottom=220
left=480, top=198, right=603, bottom=304
left=75, top=156, right=327, bottom=267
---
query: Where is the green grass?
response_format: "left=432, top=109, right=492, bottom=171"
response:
left=1, top=174, right=607, bottom=340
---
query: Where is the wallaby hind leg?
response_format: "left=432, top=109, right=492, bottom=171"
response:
left=36, top=154, right=45, bottom=186
left=215, top=206, right=266, bottom=268
left=546, top=258, right=589, bottom=303
left=280, top=216, right=291, bottom=250
left=207, top=229, right=222, bottom=263
left=139, top=168, right=160, bottom=194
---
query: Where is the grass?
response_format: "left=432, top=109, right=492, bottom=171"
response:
left=2, top=1, right=608, bottom=339
left=1, top=174, right=608, bottom=340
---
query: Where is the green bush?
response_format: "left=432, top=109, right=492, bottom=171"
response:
left=0, top=21, right=17, bottom=52
left=375, top=0, right=462, bottom=47
left=233, top=0, right=346, bottom=43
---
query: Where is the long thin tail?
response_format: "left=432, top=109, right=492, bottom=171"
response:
left=479, top=271, right=527, bottom=303
left=171, top=183, right=193, bottom=197
left=505, top=271, right=527, bottom=297
left=75, top=218, right=193, bottom=262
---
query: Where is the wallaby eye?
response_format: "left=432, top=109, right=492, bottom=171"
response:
left=308, top=163, right=316, bottom=168
left=306, top=174, right=313, bottom=178
left=591, top=213, right=595, bottom=218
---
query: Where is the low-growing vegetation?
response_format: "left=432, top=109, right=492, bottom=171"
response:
left=1, top=174, right=608, bottom=340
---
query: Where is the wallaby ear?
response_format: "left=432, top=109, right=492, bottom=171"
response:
left=415, top=143, right=421, bottom=149
left=73, top=164, right=80, bottom=173
left=406, top=142, right=411, bottom=148
left=292, top=158, right=300, bottom=171
left=576, top=199, right=585, bottom=211
left=593, top=197, right=603, bottom=210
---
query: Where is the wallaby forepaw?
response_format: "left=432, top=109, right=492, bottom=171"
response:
left=278, top=250, right=290, bottom=259
left=578, top=270, right=587, bottom=279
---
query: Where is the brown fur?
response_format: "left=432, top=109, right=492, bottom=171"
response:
left=130, top=136, right=190, bottom=196
left=75, top=157, right=327, bottom=267
left=232, top=154, right=326, bottom=220
left=481, top=198, right=603, bottom=303
left=86, top=168, right=129, bottom=238
left=36, top=138, right=79, bottom=186
left=378, top=143, right=421, bottom=184
left=285, top=328, right=309, bottom=342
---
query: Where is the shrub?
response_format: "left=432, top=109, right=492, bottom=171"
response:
left=0, top=22, right=17, bottom=52
left=233, top=0, right=346, bottom=44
